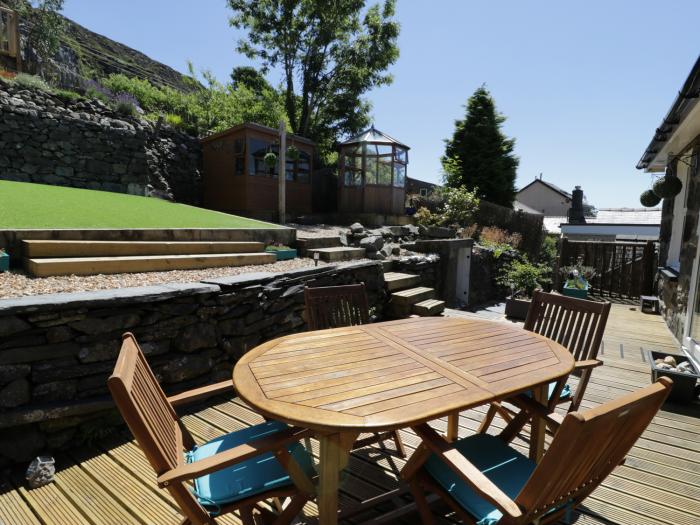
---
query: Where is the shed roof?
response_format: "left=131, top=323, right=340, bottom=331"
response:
left=200, top=122, right=315, bottom=146
left=340, top=126, right=410, bottom=149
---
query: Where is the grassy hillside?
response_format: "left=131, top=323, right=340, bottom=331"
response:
left=0, top=181, right=280, bottom=229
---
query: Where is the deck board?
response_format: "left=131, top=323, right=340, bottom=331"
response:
left=2, top=303, right=698, bottom=524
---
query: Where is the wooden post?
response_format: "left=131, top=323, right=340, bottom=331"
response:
left=278, top=120, right=286, bottom=224
left=641, top=240, right=656, bottom=296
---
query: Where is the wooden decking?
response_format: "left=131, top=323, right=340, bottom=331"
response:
left=1, top=304, right=698, bottom=525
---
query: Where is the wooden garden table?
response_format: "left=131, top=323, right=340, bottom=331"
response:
left=233, top=316, right=574, bottom=525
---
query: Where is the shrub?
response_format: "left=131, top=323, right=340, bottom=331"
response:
left=440, top=185, right=480, bottom=226
left=165, top=113, right=183, bottom=127
left=54, top=89, right=82, bottom=102
left=414, top=206, right=438, bottom=227
left=478, top=226, right=522, bottom=257
left=539, top=235, right=558, bottom=266
left=113, top=92, right=139, bottom=117
left=497, top=257, right=552, bottom=299
left=12, top=73, right=53, bottom=92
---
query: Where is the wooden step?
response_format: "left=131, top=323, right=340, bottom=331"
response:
left=389, top=286, right=436, bottom=317
left=308, top=247, right=365, bottom=262
left=296, top=237, right=342, bottom=256
left=25, top=252, right=276, bottom=277
left=22, top=240, right=265, bottom=258
left=412, top=299, right=445, bottom=316
left=384, top=271, right=421, bottom=292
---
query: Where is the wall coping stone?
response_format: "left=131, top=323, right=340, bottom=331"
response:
left=0, top=397, right=114, bottom=429
left=0, top=282, right=221, bottom=315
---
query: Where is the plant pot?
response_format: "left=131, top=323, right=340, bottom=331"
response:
left=645, top=350, right=699, bottom=403
left=505, top=296, right=531, bottom=320
left=563, top=284, right=588, bottom=300
left=0, top=252, right=8, bottom=272
left=266, top=248, right=297, bottom=261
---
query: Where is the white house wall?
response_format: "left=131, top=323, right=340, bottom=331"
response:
left=516, top=183, right=571, bottom=216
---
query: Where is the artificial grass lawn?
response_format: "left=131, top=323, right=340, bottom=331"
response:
left=0, top=181, right=281, bottom=229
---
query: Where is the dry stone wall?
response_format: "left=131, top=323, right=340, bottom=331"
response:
left=0, top=262, right=385, bottom=465
left=0, top=81, right=202, bottom=203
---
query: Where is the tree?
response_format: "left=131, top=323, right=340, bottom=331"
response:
left=227, top=0, right=399, bottom=159
left=5, top=0, right=64, bottom=65
left=442, top=86, right=519, bottom=207
left=230, top=65, right=272, bottom=94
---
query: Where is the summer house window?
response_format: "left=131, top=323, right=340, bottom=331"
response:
left=0, top=8, right=17, bottom=57
left=666, top=158, right=692, bottom=270
left=248, top=138, right=278, bottom=177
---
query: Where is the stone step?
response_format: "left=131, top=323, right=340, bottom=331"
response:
left=381, top=260, right=393, bottom=273
left=25, top=252, right=276, bottom=277
left=383, top=271, right=421, bottom=292
left=307, top=247, right=365, bottom=262
left=412, top=299, right=446, bottom=316
left=296, top=237, right=342, bottom=256
left=22, top=240, right=265, bottom=258
left=389, top=286, right=436, bottom=317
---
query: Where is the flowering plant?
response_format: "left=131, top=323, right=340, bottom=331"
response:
left=561, top=258, right=595, bottom=289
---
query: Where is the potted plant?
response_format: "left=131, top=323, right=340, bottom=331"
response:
left=265, top=242, right=297, bottom=261
left=498, top=257, right=552, bottom=319
left=561, top=259, right=596, bottom=299
left=0, top=249, right=8, bottom=272
left=263, top=152, right=278, bottom=169
left=287, top=145, right=301, bottom=162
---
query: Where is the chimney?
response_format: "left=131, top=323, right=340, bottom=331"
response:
left=568, top=186, right=586, bottom=224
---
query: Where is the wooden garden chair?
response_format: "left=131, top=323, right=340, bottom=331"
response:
left=109, top=333, right=316, bottom=525
left=403, top=377, right=672, bottom=525
left=478, top=290, right=611, bottom=434
left=304, top=284, right=406, bottom=457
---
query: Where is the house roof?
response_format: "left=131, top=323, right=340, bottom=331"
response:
left=517, top=179, right=572, bottom=200
left=637, top=55, right=700, bottom=170
left=543, top=216, right=568, bottom=234
left=340, top=126, right=410, bottom=149
left=586, top=208, right=662, bottom=225
left=513, top=200, right=544, bottom=215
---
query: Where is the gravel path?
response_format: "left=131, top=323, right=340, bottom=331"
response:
left=0, top=258, right=367, bottom=299
left=291, top=224, right=347, bottom=238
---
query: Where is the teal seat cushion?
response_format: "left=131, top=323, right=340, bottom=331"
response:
left=424, top=433, right=536, bottom=525
left=525, top=381, right=571, bottom=401
left=186, top=420, right=314, bottom=512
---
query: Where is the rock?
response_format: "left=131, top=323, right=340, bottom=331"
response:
left=350, top=222, right=364, bottom=234
left=159, top=354, right=213, bottom=383
left=174, top=323, right=218, bottom=352
left=418, top=224, right=428, bottom=236
left=33, top=380, right=78, bottom=402
left=46, top=325, right=75, bottom=343
left=0, top=378, right=31, bottom=408
left=427, top=226, right=456, bottom=238
left=391, top=245, right=401, bottom=255
left=26, top=456, right=56, bottom=489
left=401, top=224, right=420, bottom=237
left=359, top=235, right=384, bottom=251
left=0, top=364, right=31, bottom=383
left=0, top=316, right=30, bottom=338
left=78, top=340, right=120, bottom=363
left=663, top=355, right=677, bottom=367
left=70, top=313, right=140, bottom=335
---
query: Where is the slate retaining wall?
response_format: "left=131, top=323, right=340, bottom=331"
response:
left=0, top=262, right=385, bottom=465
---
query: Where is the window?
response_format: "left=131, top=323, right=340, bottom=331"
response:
left=419, top=187, right=428, bottom=197
left=234, top=156, right=244, bottom=176
left=248, top=138, right=277, bottom=177
left=0, top=8, right=17, bottom=57
left=666, top=160, right=691, bottom=270
left=393, top=164, right=406, bottom=188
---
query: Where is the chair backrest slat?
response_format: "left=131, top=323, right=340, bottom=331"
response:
left=304, top=284, right=370, bottom=331
left=524, top=291, right=611, bottom=362
left=109, top=334, right=181, bottom=472
left=510, top=378, right=672, bottom=525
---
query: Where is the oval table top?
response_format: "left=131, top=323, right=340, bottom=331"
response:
left=233, top=316, right=574, bottom=433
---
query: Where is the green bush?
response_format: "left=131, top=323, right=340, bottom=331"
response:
left=115, top=100, right=137, bottom=117
left=497, top=257, right=552, bottom=298
left=54, top=89, right=82, bottom=102
left=165, top=113, right=183, bottom=127
left=12, top=73, right=53, bottom=92
left=414, top=206, right=438, bottom=227
left=85, top=87, right=110, bottom=103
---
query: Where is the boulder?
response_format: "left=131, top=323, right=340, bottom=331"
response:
left=427, top=226, right=456, bottom=238
left=0, top=378, right=31, bottom=408
left=360, top=235, right=384, bottom=252
left=350, top=222, right=364, bottom=234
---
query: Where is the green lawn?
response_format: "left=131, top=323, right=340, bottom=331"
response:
left=0, top=181, right=281, bottom=229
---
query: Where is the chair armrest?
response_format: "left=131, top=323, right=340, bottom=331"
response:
left=412, top=424, right=523, bottom=520
left=574, top=359, right=603, bottom=371
left=167, top=380, right=234, bottom=407
left=510, top=395, right=564, bottom=432
left=157, top=426, right=313, bottom=487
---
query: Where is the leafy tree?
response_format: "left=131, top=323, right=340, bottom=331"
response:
left=227, top=0, right=399, bottom=159
left=442, top=86, right=519, bottom=207
left=5, top=0, right=65, bottom=65
left=230, top=65, right=272, bottom=94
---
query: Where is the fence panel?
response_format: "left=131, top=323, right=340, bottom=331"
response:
left=559, top=239, right=657, bottom=300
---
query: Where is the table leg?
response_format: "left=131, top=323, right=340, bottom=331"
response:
left=446, top=412, right=459, bottom=442
left=529, top=383, right=547, bottom=462
left=318, top=432, right=357, bottom=525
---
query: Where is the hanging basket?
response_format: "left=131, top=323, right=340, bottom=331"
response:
left=640, top=189, right=661, bottom=208
left=287, top=145, right=300, bottom=161
left=263, top=152, right=278, bottom=168
left=652, top=175, right=683, bottom=199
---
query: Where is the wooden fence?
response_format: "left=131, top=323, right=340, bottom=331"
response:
left=557, top=239, right=657, bottom=299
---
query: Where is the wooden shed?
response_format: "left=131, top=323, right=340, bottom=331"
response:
left=201, top=122, right=314, bottom=221
left=338, top=126, right=409, bottom=216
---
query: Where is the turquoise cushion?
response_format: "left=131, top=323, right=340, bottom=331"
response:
left=424, top=433, right=536, bottom=525
left=187, top=420, right=315, bottom=512
left=526, top=382, right=571, bottom=401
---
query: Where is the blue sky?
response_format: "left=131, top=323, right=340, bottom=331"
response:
left=63, top=1, right=700, bottom=208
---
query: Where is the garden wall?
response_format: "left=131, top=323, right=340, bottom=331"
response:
left=0, top=80, right=202, bottom=203
left=475, top=200, right=545, bottom=259
left=0, top=262, right=385, bottom=466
